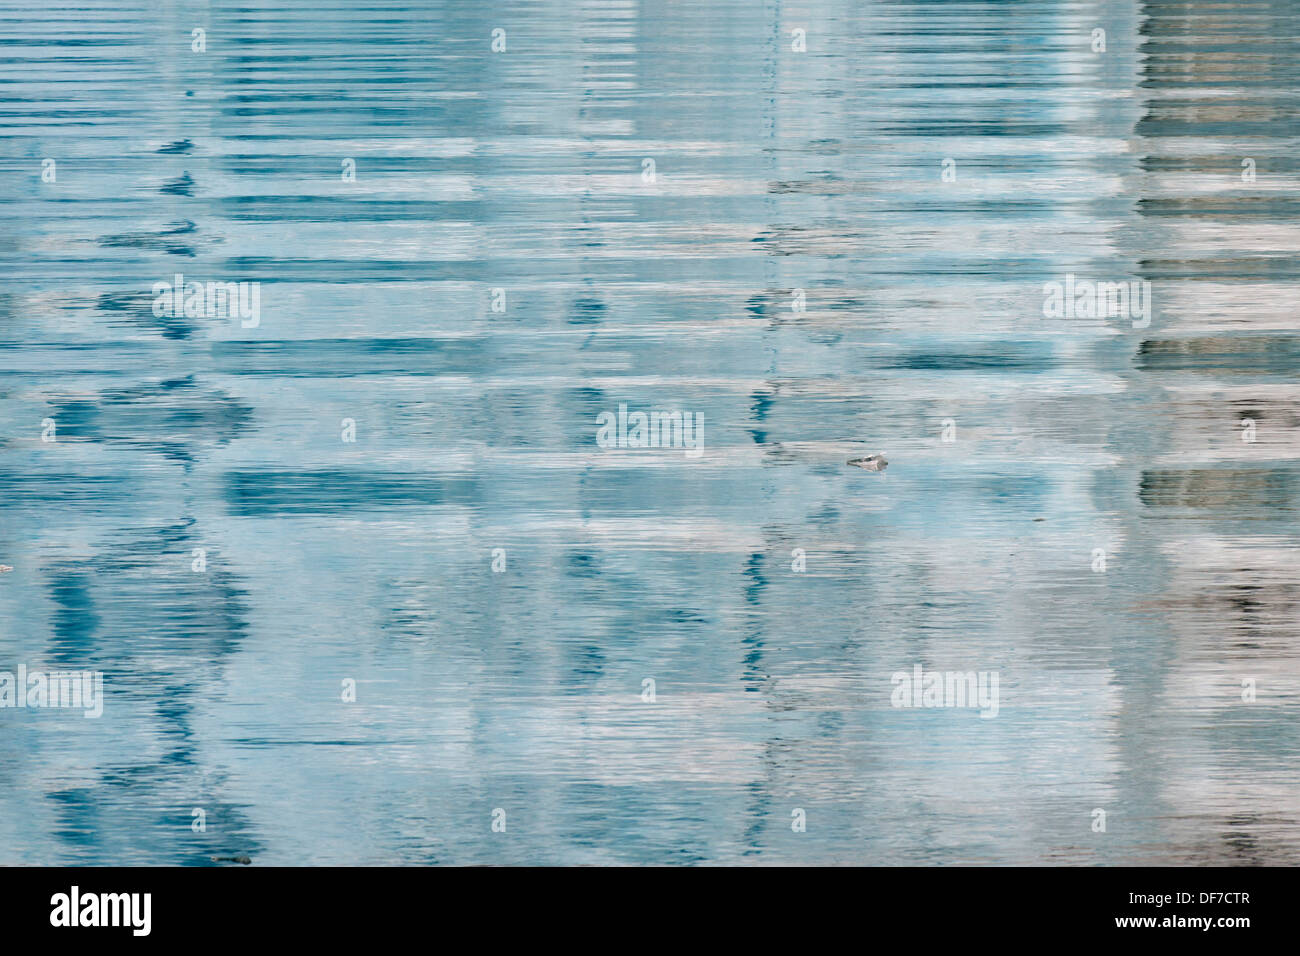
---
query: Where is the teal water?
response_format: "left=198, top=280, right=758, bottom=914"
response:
left=1, top=0, right=1298, bottom=865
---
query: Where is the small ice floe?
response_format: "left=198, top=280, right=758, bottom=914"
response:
left=847, top=454, right=888, bottom=472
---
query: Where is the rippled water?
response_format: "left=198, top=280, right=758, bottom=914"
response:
left=1, top=0, right=1298, bottom=865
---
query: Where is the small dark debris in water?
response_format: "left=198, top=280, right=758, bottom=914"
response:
left=162, top=172, right=194, bottom=196
left=158, top=139, right=194, bottom=154
left=97, top=219, right=197, bottom=248
left=96, top=220, right=206, bottom=258
left=1033, top=517, right=1046, bottom=522
left=210, top=855, right=252, bottom=865
left=847, top=454, right=888, bottom=472
left=568, top=297, right=605, bottom=326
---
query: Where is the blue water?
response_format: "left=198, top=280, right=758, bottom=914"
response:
left=1, top=0, right=1298, bottom=865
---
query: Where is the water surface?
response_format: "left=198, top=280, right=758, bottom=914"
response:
left=1, top=0, right=1298, bottom=865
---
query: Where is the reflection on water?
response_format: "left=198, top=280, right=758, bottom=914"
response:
left=1, top=0, right=1297, bottom=865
